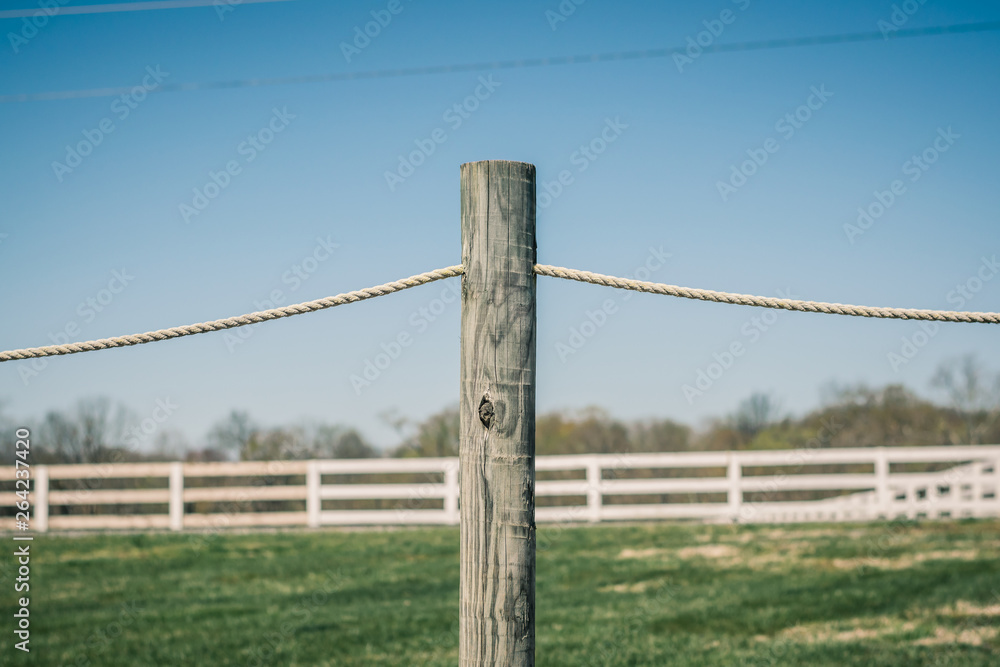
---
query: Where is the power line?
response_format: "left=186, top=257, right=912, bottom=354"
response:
left=0, top=0, right=293, bottom=20
left=2, top=19, right=998, bottom=103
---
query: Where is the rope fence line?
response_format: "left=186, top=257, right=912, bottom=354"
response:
left=2, top=262, right=997, bottom=364
left=0, top=265, right=464, bottom=363
left=536, top=264, right=1000, bottom=324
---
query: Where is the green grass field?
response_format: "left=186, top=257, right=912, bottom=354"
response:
left=6, top=519, right=999, bottom=666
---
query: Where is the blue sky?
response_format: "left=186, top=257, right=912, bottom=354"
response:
left=1, top=0, right=998, bottom=451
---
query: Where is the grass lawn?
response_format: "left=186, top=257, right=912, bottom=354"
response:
left=5, top=519, right=999, bottom=666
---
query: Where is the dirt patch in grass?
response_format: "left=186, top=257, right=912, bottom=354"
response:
left=759, top=527, right=868, bottom=541
left=617, top=544, right=741, bottom=560
left=913, top=626, right=999, bottom=646
left=616, top=547, right=665, bottom=559
left=617, top=541, right=812, bottom=571
left=677, top=544, right=740, bottom=559
left=831, top=549, right=981, bottom=570
left=940, top=600, right=1000, bottom=617
left=598, top=581, right=659, bottom=593
left=770, top=600, right=1000, bottom=649
left=775, top=616, right=919, bottom=644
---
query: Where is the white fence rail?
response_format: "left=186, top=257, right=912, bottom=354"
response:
left=2, top=446, right=998, bottom=532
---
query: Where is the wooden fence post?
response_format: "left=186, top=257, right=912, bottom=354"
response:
left=460, top=160, right=537, bottom=666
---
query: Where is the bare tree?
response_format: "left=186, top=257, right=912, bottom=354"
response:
left=932, top=355, right=1000, bottom=444
left=207, top=410, right=258, bottom=459
left=731, top=392, right=782, bottom=441
left=39, top=398, right=134, bottom=463
left=150, top=429, right=190, bottom=461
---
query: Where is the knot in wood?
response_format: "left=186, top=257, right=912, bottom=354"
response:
left=478, top=396, right=494, bottom=429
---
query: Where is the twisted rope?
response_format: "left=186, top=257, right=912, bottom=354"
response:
left=3, top=261, right=996, bottom=365
left=535, top=264, right=1000, bottom=324
left=0, top=266, right=464, bottom=363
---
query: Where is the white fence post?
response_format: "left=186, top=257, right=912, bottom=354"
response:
left=972, top=456, right=996, bottom=518
left=971, top=461, right=983, bottom=517
left=445, top=461, right=460, bottom=525
left=987, top=456, right=998, bottom=517
left=874, top=447, right=890, bottom=519
left=307, top=461, right=320, bottom=528
left=36, top=465, right=49, bottom=533
left=727, top=455, right=741, bottom=521
left=169, top=462, right=184, bottom=531
left=586, top=459, right=602, bottom=523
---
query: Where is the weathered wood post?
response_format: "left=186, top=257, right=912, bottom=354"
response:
left=460, top=160, right=537, bottom=665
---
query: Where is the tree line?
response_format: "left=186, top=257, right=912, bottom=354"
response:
left=1, top=354, right=997, bottom=466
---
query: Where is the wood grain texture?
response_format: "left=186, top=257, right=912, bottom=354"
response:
left=460, top=160, right=537, bottom=666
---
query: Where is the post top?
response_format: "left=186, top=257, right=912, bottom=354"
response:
left=461, top=160, right=536, bottom=170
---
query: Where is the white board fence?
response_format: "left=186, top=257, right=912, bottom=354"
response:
left=2, top=446, right=997, bottom=532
